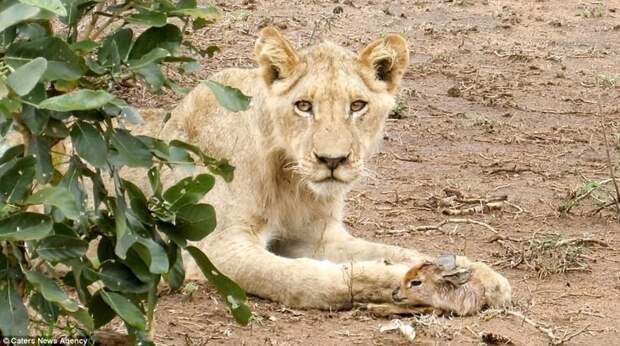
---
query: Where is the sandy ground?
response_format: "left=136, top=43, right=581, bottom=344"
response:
left=118, top=0, right=620, bottom=345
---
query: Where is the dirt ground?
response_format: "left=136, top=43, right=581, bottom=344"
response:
left=127, top=0, right=620, bottom=345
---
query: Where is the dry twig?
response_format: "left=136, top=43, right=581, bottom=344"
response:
left=489, top=234, right=610, bottom=278
left=485, top=309, right=592, bottom=345
left=379, top=218, right=498, bottom=235
left=600, top=104, right=620, bottom=219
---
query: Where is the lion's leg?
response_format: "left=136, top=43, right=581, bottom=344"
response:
left=309, top=223, right=431, bottom=264
left=309, top=223, right=512, bottom=307
left=185, top=226, right=410, bottom=309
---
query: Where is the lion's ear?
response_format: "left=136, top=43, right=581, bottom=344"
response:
left=255, top=26, right=300, bottom=85
left=358, top=34, right=409, bottom=93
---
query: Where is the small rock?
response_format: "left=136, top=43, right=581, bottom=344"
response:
left=549, top=19, right=562, bottom=27
left=447, top=86, right=461, bottom=97
left=333, top=5, right=344, bottom=14
left=257, top=18, right=288, bottom=30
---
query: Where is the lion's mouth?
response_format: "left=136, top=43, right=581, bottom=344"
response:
left=315, top=176, right=346, bottom=184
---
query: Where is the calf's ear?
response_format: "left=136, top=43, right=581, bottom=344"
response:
left=440, top=268, right=472, bottom=286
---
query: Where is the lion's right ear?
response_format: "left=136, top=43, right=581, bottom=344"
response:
left=255, top=26, right=300, bottom=85
left=358, top=34, right=409, bottom=93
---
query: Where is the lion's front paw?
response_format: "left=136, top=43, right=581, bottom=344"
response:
left=457, top=257, right=512, bottom=307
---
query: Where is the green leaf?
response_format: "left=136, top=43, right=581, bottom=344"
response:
left=163, top=174, right=215, bottom=211
left=209, top=159, right=235, bottom=182
left=59, top=0, right=97, bottom=26
left=127, top=10, right=167, bottom=27
left=6, top=57, right=47, bottom=96
left=98, top=28, right=133, bottom=67
left=0, top=98, right=21, bottom=115
left=26, top=186, right=80, bottom=220
left=71, top=39, right=100, bottom=53
left=157, top=222, right=186, bottom=247
left=0, top=156, right=36, bottom=203
left=22, top=81, right=47, bottom=104
left=181, top=59, right=200, bottom=74
left=203, top=80, right=251, bottom=112
left=0, top=212, right=52, bottom=241
left=175, top=203, right=216, bottom=240
left=123, top=249, right=151, bottom=282
left=163, top=247, right=184, bottom=290
left=85, top=58, right=106, bottom=75
left=25, top=271, right=79, bottom=312
left=115, top=209, right=137, bottom=259
left=19, top=0, right=67, bottom=16
left=28, top=135, right=53, bottom=183
left=124, top=180, right=152, bottom=225
left=0, top=3, right=40, bottom=33
left=142, top=135, right=176, bottom=158
left=89, top=290, right=116, bottom=329
left=129, top=24, right=182, bottom=60
left=165, top=79, right=191, bottom=95
left=170, top=6, right=220, bottom=21
left=99, top=262, right=149, bottom=294
left=44, top=118, right=70, bottom=138
left=70, top=121, right=107, bottom=168
left=100, top=290, right=146, bottom=330
left=14, top=22, right=48, bottom=42
left=135, top=63, right=166, bottom=91
left=110, top=129, right=153, bottom=167
left=39, top=89, right=116, bottom=111
left=168, top=144, right=193, bottom=164
left=168, top=139, right=212, bottom=163
left=20, top=105, right=49, bottom=135
left=0, top=144, right=24, bottom=165
left=66, top=307, right=94, bottom=331
left=192, top=17, right=208, bottom=30
left=133, top=238, right=169, bottom=274
left=97, top=237, right=115, bottom=263
left=176, top=0, right=196, bottom=9
left=147, top=167, right=162, bottom=197
left=0, top=274, right=28, bottom=336
left=59, top=157, right=87, bottom=220
left=127, top=48, right=170, bottom=70
left=36, top=235, right=88, bottom=262
left=30, top=292, right=59, bottom=324
left=186, top=246, right=251, bottom=325
left=16, top=22, right=48, bottom=40
left=5, top=36, right=83, bottom=81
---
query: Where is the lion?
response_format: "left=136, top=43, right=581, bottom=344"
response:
left=156, top=27, right=512, bottom=310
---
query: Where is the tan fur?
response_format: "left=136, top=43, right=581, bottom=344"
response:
left=392, top=261, right=486, bottom=316
left=152, top=27, right=511, bottom=310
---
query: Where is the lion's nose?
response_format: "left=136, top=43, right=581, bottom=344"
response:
left=315, top=153, right=349, bottom=170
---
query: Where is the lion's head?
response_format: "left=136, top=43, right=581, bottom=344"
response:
left=255, top=27, right=409, bottom=196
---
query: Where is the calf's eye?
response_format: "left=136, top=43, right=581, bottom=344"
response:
left=409, top=280, right=422, bottom=288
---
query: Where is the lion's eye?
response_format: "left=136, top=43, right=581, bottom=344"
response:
left=409, top=280, right=422, bottom=288
left=294, top=100, right=313, bottom=114
left=350, top=100, right=367, bottom=113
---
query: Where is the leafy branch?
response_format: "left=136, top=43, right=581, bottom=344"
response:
left=0, top=0, right=251, bottom=342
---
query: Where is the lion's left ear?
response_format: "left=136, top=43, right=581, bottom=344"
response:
left=358, top=34, right=409, bottom=93
left=255, top=26, right=300, bottom=85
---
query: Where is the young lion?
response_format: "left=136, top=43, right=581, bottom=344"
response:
left=157, top=27, right=512, bottom=309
